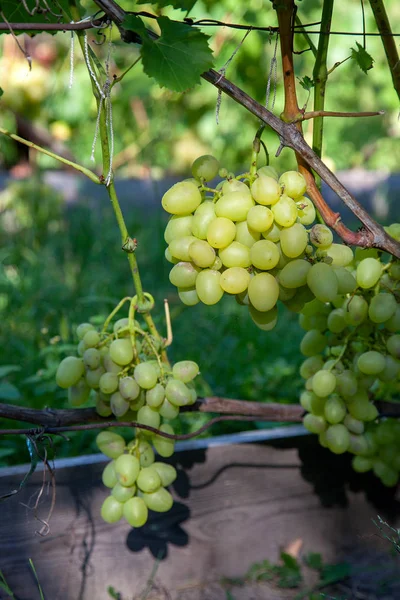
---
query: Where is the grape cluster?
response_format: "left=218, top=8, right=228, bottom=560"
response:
left=298, top=243, right=400, bottom=486
left=55, top=306, right=200, bottom=526
left=162, top=155, right=355, bottom=329
left=97, top=432, right=177, bottom=526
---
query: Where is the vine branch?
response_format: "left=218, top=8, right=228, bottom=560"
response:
left=298, top=109, right=384, bottom=121
left=368, top=0, right=400, bottom=101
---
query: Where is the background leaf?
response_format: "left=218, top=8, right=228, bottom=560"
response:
left=0, top=0, right=72, bottom=35
left=136, top=0, right=198, bottom=11
left=351, top=42, right=374, bottom=74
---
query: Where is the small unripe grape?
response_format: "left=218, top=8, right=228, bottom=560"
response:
left=246, top=205, right=274, bottom=232
left=82, top=329, right=100, bottom=348
left=169, top=235, right=198, bottom=261
left=279, top=223, right=308, bottom=258
left=250, top=240, right=280, bottom=270
left=196, top=269, right=224, bottom=305
left=110, top=392, right=130, bottom=417
left=384, top=305, right=400, bottom=332
left=111, top=482, right=136, bottom=502
left=356, top=257, right=382, bottom=289
left=164, top=214, right=193, bottom=244
left=138, top=440, right=155, bottom=467
left=262, top=221, right=281, bottom=243
left=279, top=171, right=307, bottom=199
left=146, top=383, right=165, bottom=408
left=250, top=175, right=281, bottom=205
left=215, top=191, right=254, bottom=221
left=296, top=196, right=316, bottom=225
left=153, top=424, right=175, bottom=457
left=142, top=488, right=174, bottom=513
left=189, top=240, right=215, bottom=268
left=172, top=360, right=199, bottom=383
left=307, top=262, right=338, bottom=302
left=152, top=462, right=177, bottom=487
left=169, top=261, right=200, bottom=288
left=219, top=242, right=251, bottom=268
left=96, top=431, right=126, bottom=459
left=103, top=354, right=121, bottom=374
left=248, top=305, right=277, bottom=331
left=235, top=220, right=261, bottom=247
left=206, top=217, right=236, bottom=249
left=191, top=201, right=216, bottom=239
left=101, top=496, right=123, bottom=523
left=159, top=398, right=180, bottom=420
left=137, top=405, right=161, bottom=434
left=165, top=378, right=191, bottom=406
left=68, top=379, right=90, bottom=407
left=76, top=322, right=95, bottom=340
left=357, top=351, right=386, bottom=375
left=119, top=377, right=140, bottom=401
left=102, top=461, right=117, bottom=488
left=115, top=454, right=140, bottom=487
left=191, top=155, right=220, bottom=181
left=134, top=362, right=158, bottom=390
left=303, top=414, right=327, bottom=434
left=334, top=267, right=357, bottom=294
left=309, top=224, right=333, bottom=248
left=99, top=372, right=119, bottom=395
left=178, top=287, right=200, bottom=306
left=387, top=334, right=400, bottom=358
left=123, top=497, right=148, bottom=527
left=137, top=466, right=162, bottom=493
left=352, top=456, right=372, bottom=473
left=278, top=259, right=311, bottom=289
left=220, top=267, right=251, bottom=294
left=325, top=424, right=350, bottom=454
left=368, top=293, right=397, bottom=323
left=248, top=273, right=279, bottom=312
left=324, top=396, right=346, bottom=424
left=109, top=339, right=134, bottom=366
left=300, top=330, right=327, bottom=357
left=321, top=244, right=354, bottom=268
left=56, top=356, right=85, bottom=389
left=162, top=181, right=202, bottom=215
left=83, top=347, right=101, bottom=370
left=257, top=165, right=279, bottom=180
left=271, top=194, right=298, bottom=227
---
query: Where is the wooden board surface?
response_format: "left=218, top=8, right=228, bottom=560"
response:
left=1, top=438, right=400, bottom=600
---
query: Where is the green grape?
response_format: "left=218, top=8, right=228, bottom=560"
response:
left=138, top=440, right=155, bottom=467
left=77, top=340, right=86, bottom=357
left=257, top=165, right=279, bottom=180
left=109, top=339, right=134, bottom=366
left=356, top=257, right=382, bottom=289
left=299, top=313, right=327, bottom=331
left=343, top=295, right=368, bottom=326
left=82, top=330, right=100, bottom=348
left=303, top=414, right=327, bottom=434
left=68, top=379, right=90, bottom=407
left=192, top=154, right=220, bottom=181
left=279, top=223, right=308, bottom=258
left=159, top=397, right=180, bottom=420
left=119, top=377, right=140, bottom=401
left=219, top=241, right=251, bottom=268
left=248, top=305, right=278, bottom=331
left=357, top=351, right=386, bottom=375
left=164, top=214, right=193, bottom=244
left=301, top=299, right=330, bottom=317
left=296, top=196, right=316, bottom=225
left=220, top=267, right=251, bottom=294
left=278, top=284, right=297, bottom=302
left=146, top=383, right=165, bottom=408
left=384, top=305, right=400, bottom=332
left=387, top=334, right=400, bottom=358
left=309, top=393, right=326, bottom=416
left=96, top=393, right=113, bottom=417
left=389, top=262, right=400, bottom=280
left=300, top=355, right=324, bottom=379
left=101, top=496, right=123, bottom=523
left=83, top=347, right=101, bottom=370
left=178, top=287, right=200, bottom=306
left=368, top=293, right=397, bottom=323
left=102, top=461, right=117, bottom=488
left=275, top=242, right=291, bottom=269
left=103, top=354, right=121, bottom=374
left=191, top=201, right=216, bottom=239
left=246, top=205, right=274, bottom=232
left=96, top=431, right=126, bottom=459
left=307, top=263, right=338, bottom=302
left=153, top=424, right=175, bottom=457
left=123, top=497, right=148, bottom=527
left=324, top=396, right=346, bottom=424
left=250, top=240, right=280, bottom=270
left=152, top=462, right=177, bottom=487
left=319, top=244, right=354, bottom=267
left=165, top=247, right=176, bottom=264
left=271, top=194, right=298, bottom=227
left=137, top=405, right=161, bottom=434
left=111, top=482, right=136, bottom=502
left=188, top=240, right=216, bottom=268
left=250, top=175, right=280, bottom=205
left=206, top=217, right=236, bottom=248
left=379, top=355, right=400, bottom=382
left=99, top=372, right=119, bottom=395
left=172, top=360, right=199, bottom=383
left=215, top=191, right=254, bottom=221
left=348, top=434, right=370, bottom=455
left=373, top=461, right=398, bottom=487
left=142, top=487, right=174, bottom=512
left=113, top=318, right=129, bottom=336
left=336, top=370, right=358, bottom=397
left=284, top=286, right=315, bottom=313
left=133, top=363, right=158, bottom=390
left=162, top=181, right=202, bottom=215
left=327, top=308, right=347, bottom=334
left=115, top=454, right=140, bottom=486
left=309, top=224, right=333, bottom=248
left=77, top=322, right=95, bottom=340
left=235, top=219, right=261, bottom=247
left=165, top=378, right=191, bottom=407
left=278, top=259, right=311, bottom=289
left=56, top=356, right=85, bottom=389
left=334, top=267, right=357, bottom=294
left=325, top=424, right=350, bottom=454
left=347, top=396, right=376, bottom=422
left=300, top=329, right=327, bottom=357
left=323, top=359, right=344, bottom=373
left=169, top=261, right=200, bottom=288
left=279, top=171, right=307, bottom=199
left=110, top=392, right=130, bottom=417
left=352, top=456, right=372, bottom=473
left=300, top=391, right=313, bottom=411
left=386, top=223, right=400, bottom=241
left=262, top=221, right=281, bottom=243
left=169, top=235, right=198, bottom=261
left=136, top=466, right=162, bottom=493
left=344, top=414, right=364, bottom=434
left=248, top=273, right=279, bottom=312
left=196, top=269, right=224, bottom=305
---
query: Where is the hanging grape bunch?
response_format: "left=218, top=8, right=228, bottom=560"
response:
left=54, top=298, right=200, bottom=526
left=162, top=154, right=354, bottom=329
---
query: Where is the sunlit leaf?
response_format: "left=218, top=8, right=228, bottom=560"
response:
left=351, top=42, right=374, bottom=74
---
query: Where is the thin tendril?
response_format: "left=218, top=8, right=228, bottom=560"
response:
left=69, top=29, right=75, bottom=88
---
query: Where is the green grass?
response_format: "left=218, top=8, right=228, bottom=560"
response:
left=0, top=176, right=304, bottom=466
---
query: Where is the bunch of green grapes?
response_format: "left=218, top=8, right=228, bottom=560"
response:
left=162, top=154, right=354, bottom=330
left=97, top=432, right=177, bottom=526
left=298, top=241, right=400, bottom=486
left=54, top=301, right=200, bottom=526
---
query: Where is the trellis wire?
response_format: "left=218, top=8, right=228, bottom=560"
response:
left=265, top=32, right=279, bottom=112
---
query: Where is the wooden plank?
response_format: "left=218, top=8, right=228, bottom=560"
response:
left=0, top=438, right=398, bottom=600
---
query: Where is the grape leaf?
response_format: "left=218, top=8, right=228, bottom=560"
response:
left=136, top=0, right=198, bottom=12
left=351, top=42, right=374, bottom=74
left=0, top=0, right=73, bottom=35
left=298, top=75, right=314, bottom=92
left=140, top=17, right=214, bottom=92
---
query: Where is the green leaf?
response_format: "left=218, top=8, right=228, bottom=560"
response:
left=136, top=0, right=198, bottom=12
left=0, top=87, right=3, bottom=97
left=319, top=562, right=351, bottom=586
left=0, top=382, right=21, bottom=401
left=274, top=553, right=302, bottom=589
left=0, top=1, right=73, bottom=35
left=298, top=75, right=314, bottom=92
left=140, top=17, right=214, bottom=92
left=304, top=552, right=323, bottom=571
left=0, top=365, right=21, bottom=379
left=351, top=42, right=374, bottom=74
